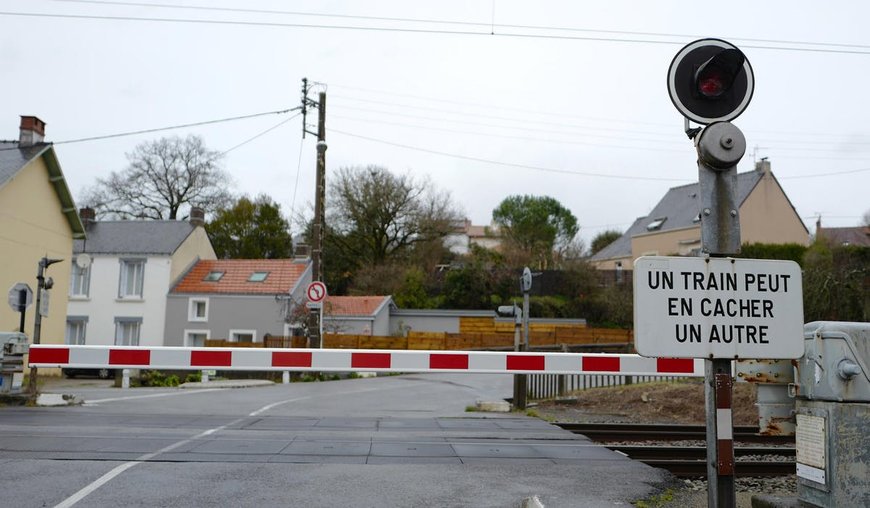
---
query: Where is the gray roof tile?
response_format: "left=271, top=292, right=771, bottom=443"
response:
left=74, top=220, right=197, bottom=255
left=0, top=141, right=49, bottom=188
left=590, top=170, right=764, bottom=261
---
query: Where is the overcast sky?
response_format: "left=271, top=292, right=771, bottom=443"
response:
left=2, top=0, right=868, bottom=248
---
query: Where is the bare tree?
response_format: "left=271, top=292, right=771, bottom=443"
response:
left=82, top=135, right=233, bottom=220
left=328, top=165, right=463, bottom=265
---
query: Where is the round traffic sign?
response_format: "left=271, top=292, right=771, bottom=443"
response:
left=667, top=38, right=754, bottom=125
left=8, top=282, right=33, bottom=312
left=306, top=281, right=327, bottom=303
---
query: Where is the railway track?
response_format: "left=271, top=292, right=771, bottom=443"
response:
left=556, top=422, right=794, bottom=444
left=556, top=422, right=796, bottom=478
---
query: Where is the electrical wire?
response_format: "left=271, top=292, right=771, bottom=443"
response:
left=219, top=114, right=298, bottom=156
left=330, top=113, right=686, bottom=153
left=46, top=0, right=870, bottom=52
left=330, top=96, right=678, bottom=138
left=328, top=127, right=689, bottom=182
left=6, top=10, right=870, bottom=56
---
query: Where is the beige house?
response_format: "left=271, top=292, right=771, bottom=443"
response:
left=0, top=116, right=85, bottom=345
left=590, top=160, right=810, bottom=270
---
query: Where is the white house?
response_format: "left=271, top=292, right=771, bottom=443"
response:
left=66, top=208, right=216, bottom=347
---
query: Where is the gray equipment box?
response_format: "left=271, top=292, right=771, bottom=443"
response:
left=796, top=321, right=870, bottom=508
left=797, top=321, right=870, bottom=402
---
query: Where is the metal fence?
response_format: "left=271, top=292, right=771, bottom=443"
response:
left=527, top=373, right=684, bottom=400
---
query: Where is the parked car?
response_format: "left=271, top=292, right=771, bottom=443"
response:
left=63, top=368, right=114, bottom=379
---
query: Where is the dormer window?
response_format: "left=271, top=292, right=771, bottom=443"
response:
left=647, top=217, right=667, bottom=231
left=203, top=271, right=224, bottom=282
left=248, top=271, right=269, bottom=282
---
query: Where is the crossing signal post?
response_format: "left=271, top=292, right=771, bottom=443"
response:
left=664, top=39, right=757, bottom=508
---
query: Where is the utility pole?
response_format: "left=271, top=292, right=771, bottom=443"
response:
left=301, top=79, right=327, bottom=348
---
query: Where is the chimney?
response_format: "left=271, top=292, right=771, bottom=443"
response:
left=189, top=206, right=205, bottom=227
left=79, top=207, right=96, bottom=229
left=19, top=116, right=46, bottom=147
left=755, top=158, right=771, bottom=174
left=294, top=243, right=311, bottom=260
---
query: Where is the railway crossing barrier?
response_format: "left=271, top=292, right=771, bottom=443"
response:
left=28, top=344, right=705, bottom=377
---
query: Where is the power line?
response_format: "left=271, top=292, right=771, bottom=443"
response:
left=328, top=127, right=689, bottom=182
left=0, top=108, right=297, bottom=151
left=330, top=95, right=678, bottom=138
left=7, top=10, right=870, bottom=56
left=55, top=108, right=297, bottom=145
left=330, top=113, right=686, bottom=153
left=47, top=0, right=870, bottom=53
left=219, top=113, right=299, bottom=156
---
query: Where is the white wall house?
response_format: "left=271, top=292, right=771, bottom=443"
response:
left=66, top=209, right=216, bottom=347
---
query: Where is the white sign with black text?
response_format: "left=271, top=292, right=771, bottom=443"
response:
left=633, top=256, right=804, bottom=359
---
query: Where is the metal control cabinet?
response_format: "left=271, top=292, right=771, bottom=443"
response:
left=0, top=332, right=28, bottom=394
left=795, top=321, right=870, bottom=508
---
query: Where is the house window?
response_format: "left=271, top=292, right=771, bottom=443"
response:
left=230, top=329, right=256, bottom=343
left=119, top=259, right=145, bottom=298
left=646, top=217, right=667, bottom=231
left=188, top=298, right=209, bottom=321
left=185, top=330, right=210, bottom=347
left=65, top=317, right=88, bottom=345
left=248, top=271, right=269, bottom=282
left=114, top=317, right=142, bottom=346
left=70, top=263, right=90, bottom=298
left=203, top=271, right=224, bottom=282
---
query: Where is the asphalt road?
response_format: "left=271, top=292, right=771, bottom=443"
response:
left=0, top=373, right=674, bottom=507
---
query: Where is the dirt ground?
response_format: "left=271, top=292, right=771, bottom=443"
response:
left=532, top=378, right=759, bottom=426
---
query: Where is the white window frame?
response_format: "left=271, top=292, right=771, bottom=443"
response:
left=283, top=323, right=304, bottom=338
left=114, top=317, right=142, bottom=346
left=118, top=258, right=146, bottom=299
left=229, top=329, right=257, bottom=343
left=184, top=329, right=210, bottom=347
left=69, top=263, right=91, bottom=298
left=65, top=317, right=88, bottom=345
left=188, top=297, right=209, bottom=322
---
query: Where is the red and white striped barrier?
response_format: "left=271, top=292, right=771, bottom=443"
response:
left=28, top=345, right=705, bottom=376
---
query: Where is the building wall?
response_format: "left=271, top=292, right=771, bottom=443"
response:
left=169, top=227, right=216, bottom=284
left=372, top=307, right=391, bottom=336
left=391, top=313, right=462, bottom=335
left=67, top=255, right=173, bottom=347
left=629, top=226, right=702, bottom=269
left=739, top=173, right=810, bottom=246
left=589, top=255, right=632, bottom=271
left=0, top=156, right=73, bottom=345
left=164, top=294, right=289, bottom=346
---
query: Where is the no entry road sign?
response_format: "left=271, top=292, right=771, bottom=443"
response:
left=633, top=256, right=803, bottom=359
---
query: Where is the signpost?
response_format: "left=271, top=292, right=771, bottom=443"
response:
left=8, top=283, right=33, bottom=336
left=306, top=281, right=327, bottom=348
left=634, top=256, right=804, bottom=359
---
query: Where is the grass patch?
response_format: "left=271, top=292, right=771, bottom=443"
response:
left=634, top=489, right=675, bottom=508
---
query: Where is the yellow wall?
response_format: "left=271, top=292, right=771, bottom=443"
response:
left=629, top=226, right=701, bottom=269
left=169, top=226, right=216, bottom=284
left=0, top=155, right=74, bottom=345
left=739, top=172, right=810, bottom=246
left=589, top=255, right=632, bottom=270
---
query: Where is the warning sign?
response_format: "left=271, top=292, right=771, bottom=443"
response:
left=633, top=256, right=803, bottom=359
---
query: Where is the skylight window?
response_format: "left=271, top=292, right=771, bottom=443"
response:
left=647, top=217, right=667, bottom=231
left=248, top=271, right=269, bottom=282
left=203, top=271, right=224, bottom=282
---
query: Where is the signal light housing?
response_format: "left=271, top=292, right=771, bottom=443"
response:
left=667, top=39, right=754, bottom=124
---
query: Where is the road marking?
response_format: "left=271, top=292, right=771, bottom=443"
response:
left=54, top=395, right=310, bottom=508
left=84, top=388, right=226, bottom=404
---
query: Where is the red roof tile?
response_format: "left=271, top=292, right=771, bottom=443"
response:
left=173, top=259, right=309, bottom=295
left=326, top=296, right=389, bottom=316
